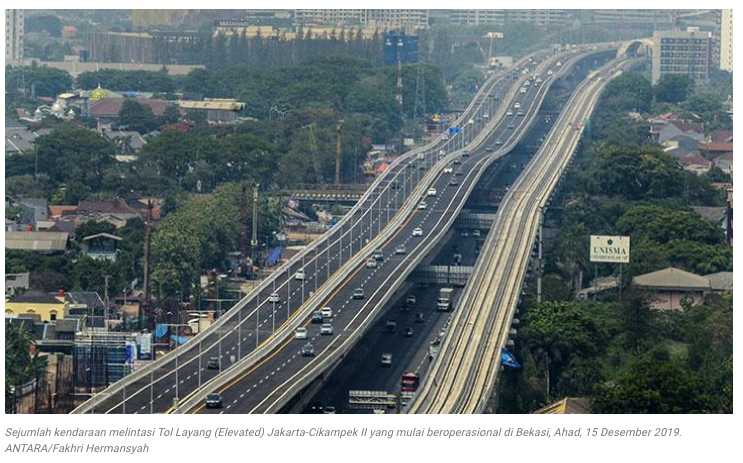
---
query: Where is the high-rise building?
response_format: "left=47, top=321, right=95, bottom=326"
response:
left=586, top=9, right=678, bottom=39
left=293, top=9, right=429, bottom=30
left=719, top=9, right=733, bottom=72
left=430, top=9, right=570, bottom=27
left=652, top=28, right=713, bottom=84
left=5, top=9, right=24, bottom=61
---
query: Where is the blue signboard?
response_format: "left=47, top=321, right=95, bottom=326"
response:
left=383, top=33, right=419, bottom=65
left=501, top=348, right=522, bottom=369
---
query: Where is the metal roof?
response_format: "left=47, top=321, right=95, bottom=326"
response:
left=5, top=231, right=69, bottom=252
left=704, top=272, right=733, bottom=291
left=81, top=232, right=122, bottom=242
left=633, top=267, right=711, bottom=291
left=178, top=100, right=245, bottom=111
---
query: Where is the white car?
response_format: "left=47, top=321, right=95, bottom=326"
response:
left=321, top=307, right=333, bottom=318
left=268, top=292, right=280, bottom=303
left=294, top=327, right=308, bottom=340
left=444, top=166, right=453, bottom=174
left=483, top=113, right=490, bottom=119
left=418, top=202, right=427, bottom=210
left=320, top=323, right=334, bottom=335
left=412, top=227, right=423, bottom=237
left=514, top=102, right=521, bottom=109
left=294, top=269, right=305, bottom=280
left=427, top=188, right=437, bottom=197
left=506, top=110, right=513, bottom=116
left=472, top=229, right=481, bottom=237
left=366, top=258, right=378, bottom=269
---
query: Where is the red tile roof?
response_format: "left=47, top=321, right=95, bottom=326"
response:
left=670, top=120, right=704, bottom=134
left=89, top=98, right=169, bottom=117
left=48, top=205, right=78, bottom=218
left=679, top=153, right=712, bottom=167
left=712, top=130, right=733, bottom=143
left=702, top=141, right=733, bottom=153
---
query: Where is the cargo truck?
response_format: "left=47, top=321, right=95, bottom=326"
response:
left=437, top=287, right=454, bottom=311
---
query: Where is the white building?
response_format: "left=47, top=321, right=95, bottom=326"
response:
left=652, top=28, right=713, bottom=84
left=5, top=9, right=24, bottom=61
left=720, top=9, right=733, bottom=72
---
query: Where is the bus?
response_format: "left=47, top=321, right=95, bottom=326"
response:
left=401, top=373, right=420, bottom=392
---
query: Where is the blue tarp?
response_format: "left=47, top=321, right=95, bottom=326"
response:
left=501, top=348, right=522, bottom=369
left=170, top=335, right=190, bottom=345
left=266, top=246, right=282, bottom=265
left=155, top=324, right=168, bottom=339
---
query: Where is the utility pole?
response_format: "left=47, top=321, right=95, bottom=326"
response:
left=240, top=185, right=250, bottom=277
left=103, top=275, right=110, bottom=325
left=251, top=184, right=259, bottom=262
left=537, top=208, right=544, bottom=304
left=414, top=64, right=426, bottom=121
left=396, top=38, right=404, bottom=108
left=141, top=200, right=153, bottom=330
left=335, top=120, right=343, bottom=186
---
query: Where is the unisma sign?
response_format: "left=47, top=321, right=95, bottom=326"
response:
left=590, top=235, right=630, bottom=263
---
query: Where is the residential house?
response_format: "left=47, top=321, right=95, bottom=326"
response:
left=102, top=128, right=148, bottom=160
left=714, top=152, right=733, bottom=176
left=5, top=218, right=22, bottom=232
left=77, top=198, right=142, bottom=228
left=632, top=267, right=711, bottom=311
left=700, top=129, right=733, bottom=160
left=89, top=98, right=169, bottom=123
left=663, top=135, right=702, bottom=158
left=17, top=197, right=49, bottom=229
left=679, top=153, right=712, bottom=175
left=48, top=205, right=79, bottom=219
left=66, top=291, right=107, bottom=328
left=652, top=120, right=705, bottom=145
left=81, top=232, right=122, bottom=262
left=5, top=290, right=69, bottom=322
left=5, top=119, right=53, bottom=155
left=5, top=231, right=69, bottom=253
left=534, top=397, right=591, bottom=414
left=704, top=272, right=733, bottom=292
left=5, top=272, right=30, bottom=299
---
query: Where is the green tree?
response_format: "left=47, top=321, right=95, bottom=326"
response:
left=654, top=74, right=693, bottom=104
left=5, top=322, right=47, bottom=395
left=593, top=357, right=716, bottom=413
left=34, top=124, right=117, bottom=191
left=117, top=99, right=160, bottom=133
left=520, top=301, right=607, bottom=395
left=617, top=205, right=726, bottom=246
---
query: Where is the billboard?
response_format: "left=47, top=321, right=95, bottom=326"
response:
left=590, top=235, right=630, bottom=263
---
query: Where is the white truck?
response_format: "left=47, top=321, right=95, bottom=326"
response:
left=437, top=287, right=454, bottom=311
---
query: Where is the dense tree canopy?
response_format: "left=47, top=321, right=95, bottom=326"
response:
left=592, top=358, right=716, bottom=413
left=653, top=74, right=693, bottom=104
left=33, top=124, right=117, bottom=191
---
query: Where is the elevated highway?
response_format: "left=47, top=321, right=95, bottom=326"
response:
left=406, top=55, right=635, bottom=414
left=176, top=45, right=617, bottom=414
left=72, top=47, right=561, bottom=414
